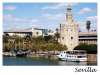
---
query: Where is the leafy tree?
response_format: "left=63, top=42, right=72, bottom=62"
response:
left=74, top=43, right=97, bottom=54
left=44, top=35, right=53, bottom=43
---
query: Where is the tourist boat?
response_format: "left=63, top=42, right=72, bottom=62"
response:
left=57, top=50, right=87, bottom=62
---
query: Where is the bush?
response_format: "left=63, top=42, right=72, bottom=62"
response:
left=73, top=43, right=97, bottom=54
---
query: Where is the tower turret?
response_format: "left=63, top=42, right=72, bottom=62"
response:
left=66, top=5, right=73, bottom=22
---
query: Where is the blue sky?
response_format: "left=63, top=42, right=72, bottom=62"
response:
left=3, top=2, right=97, bottom=32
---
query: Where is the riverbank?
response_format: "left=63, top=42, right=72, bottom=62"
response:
left=3, top=52, right=97, bottom=62
left=27, top=53, right=97, bottom=62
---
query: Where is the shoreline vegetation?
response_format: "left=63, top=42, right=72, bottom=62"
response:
left=3, top=35, right=68, bottom=52
left=3, top=35, right=97, bottom=54
left=3, top=35, right=97, bottom=62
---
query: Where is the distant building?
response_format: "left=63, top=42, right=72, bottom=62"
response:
left=4, top=26, right=48, bottom=37
left=60, top=5, right=79, bottom=50
left=48, top=30, right=56, bottom=36
left=79, top=30, right=97, bottom=44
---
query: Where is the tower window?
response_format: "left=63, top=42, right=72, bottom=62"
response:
left=71, top=37, right=73, bottom=40
left=66, top=30, right=68, bottom=31
left=62, top=37, right=64, bottom=40
left=71, top=30, right=72, bottom=31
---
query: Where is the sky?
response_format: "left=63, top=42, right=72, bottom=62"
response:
left=3, top=2, right=97, bottom=32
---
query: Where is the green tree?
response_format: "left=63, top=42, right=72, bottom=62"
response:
left=86, top=21, right=91, bottom=44
left=73, top=43, right=97, bottom=54
left=44, top=35, right=53, bottom=43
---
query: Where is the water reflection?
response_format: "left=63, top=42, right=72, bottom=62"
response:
left=3, top=57, right=97, bottom=66
left=58, top=61, right=87, bottom=66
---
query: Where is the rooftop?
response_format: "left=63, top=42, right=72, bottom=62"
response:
left=79, top=31, right=97, bottom=36
left=4, top=27, right=31, bottom=33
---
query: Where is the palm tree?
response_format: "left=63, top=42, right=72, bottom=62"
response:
left=54, top=28, right=60, bottom=44
left=25, top=35, right=31, bottom=50
left=86, top=21, right=91, bottom=44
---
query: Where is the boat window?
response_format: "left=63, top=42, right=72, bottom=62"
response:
left=78, top=56, right=86, bottom=58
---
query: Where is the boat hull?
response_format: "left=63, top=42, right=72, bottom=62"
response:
left=57, top=55, right=87, bottom=62
left=58, top=58, right=87, bottom=62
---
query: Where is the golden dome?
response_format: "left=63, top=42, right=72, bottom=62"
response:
left=67, top=5, right=71, bottom=10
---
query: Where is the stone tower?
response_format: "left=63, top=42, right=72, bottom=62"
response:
left=60, top=5, right=79, bottom=50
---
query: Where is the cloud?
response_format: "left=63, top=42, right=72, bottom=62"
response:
left=29, top=19, right=38, bottom=23
left=42, top=13, right=65, bottom=20
left=77, top=17, right=97, bottom=32
left=86, top=16, right=97, bottom=21
left=29, top=19, right=38, bottom=27
left=80, top=27, right=86, bottom=30
left=42, top=3, right=78, bottom=10
left=78, top=21, right=85, bottom=25
left=3, top=14, right=27, bottom=23
left=3, top=14, right=38, bottom=25
left=77, top=16, right=97, bottom=25
left=3, top=5, right=17, bottom=11
left=77, top=7, right=91, bottom=14
left=29, top=24, right=38, bottom=27
left=91, top=23, right=97, bottom=26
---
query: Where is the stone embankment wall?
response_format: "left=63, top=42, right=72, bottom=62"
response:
left=87, top=54, right=97, bottom=62
left=27, top=53, right=97, bottom=61
left=27, top=54, right=58, bottom=60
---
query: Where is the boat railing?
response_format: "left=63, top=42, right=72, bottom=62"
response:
left=66, top=53, right=87, bottom=56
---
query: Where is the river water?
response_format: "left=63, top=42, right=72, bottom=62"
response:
left=3, top=57, right=97, bottom=66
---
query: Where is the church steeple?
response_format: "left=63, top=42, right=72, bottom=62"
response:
left=66, top=5, right=73, bottom=22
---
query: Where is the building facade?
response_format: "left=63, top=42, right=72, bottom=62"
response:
left=79, top=30, right=97, bottom=44
left=60, top=5, right=79, bottom=50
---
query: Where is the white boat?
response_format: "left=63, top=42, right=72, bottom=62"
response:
left=57, top=50, right=87, bottom=62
